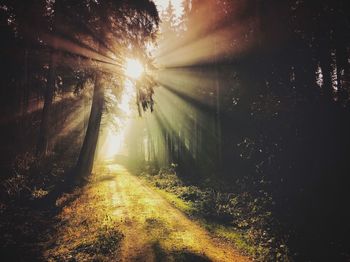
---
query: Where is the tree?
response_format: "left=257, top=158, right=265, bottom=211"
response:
left=74, top=0, right=159, bottom=180
left=178, top=0, right=190, bottom=34
left=1, top=0, right=159, bottom=176
left=0, top=0, right=56, bottom=155
left=161, top=1, right=177, bottom=35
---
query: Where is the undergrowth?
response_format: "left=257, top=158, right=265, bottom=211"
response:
left=0, top=125, right=83, bottom=260
left=139, top=166, right=290, bottom=261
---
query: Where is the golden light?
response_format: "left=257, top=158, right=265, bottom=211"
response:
left=101, top=128, right=123, bottom=159
left=125, top=58, right=144, bottom=79
left=98, top=80, right=135, bottom=160
left=118, top=80, right=134, bottom=115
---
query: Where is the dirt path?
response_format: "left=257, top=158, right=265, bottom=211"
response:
left=46, top=162, right=250, bottom=262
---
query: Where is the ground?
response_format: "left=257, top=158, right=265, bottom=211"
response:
left=45, top=161, right=250, bottom=262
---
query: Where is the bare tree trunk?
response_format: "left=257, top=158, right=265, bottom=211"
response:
left=336, top=44, right=349, bottom=102
left=37, top=52, right=56, bottom=155
left=215, top=69, right=222, bottom=167
left=21, top=48, right=29, bottom=116
left=320, top=49, right=333, bottom=100
left=75, top=72, right=104, bottom=180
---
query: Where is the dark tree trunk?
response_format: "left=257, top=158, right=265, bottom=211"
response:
left=320, top=49, right=333, bottom=100
left=75, top=72, right=104, bottom=180
left=215, top=70, right=222, bottom=167
left=21, top=48, right=29, bottom=116
left=37, top=52, right=56, bottom=155
left=336, top=43, right=349, bottom=102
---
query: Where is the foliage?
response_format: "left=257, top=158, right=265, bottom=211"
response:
left=151, top=1, right=350, bottom=260
left=140, top=167, right=290, bottom=261
left=0, top=105, right=84, bottom=260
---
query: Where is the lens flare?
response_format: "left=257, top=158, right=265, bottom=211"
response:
left=125, top=58, right=144, bottom=79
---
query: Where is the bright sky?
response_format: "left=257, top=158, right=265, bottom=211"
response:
left=154, top=0, right=183, bottom=18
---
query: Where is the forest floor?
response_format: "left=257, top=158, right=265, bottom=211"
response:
left=44, top=161, right=250, bottom=262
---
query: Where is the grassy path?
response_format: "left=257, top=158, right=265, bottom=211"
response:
left=45, top=162, right=250, bottom=261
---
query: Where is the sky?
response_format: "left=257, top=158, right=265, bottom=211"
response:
left=153, top=0, right=184, bottom=18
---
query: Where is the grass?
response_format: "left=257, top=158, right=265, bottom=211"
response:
left=138, top=167, right=289, bottom=261
left=203, top=223, right=268, bottom=259
left=153, top=184, right=259, bottom=257
left=46, top=173, right=124, bottom=261
left=74, top=227, right=123, bottom=256
left=140, top=176, right=261, bottom=258
left=151, top=186, right=196, bottom=214
left=156, top=187, right=262, bottom=258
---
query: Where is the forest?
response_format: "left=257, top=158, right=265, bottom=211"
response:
left=0, top=0, right=350, bottom=261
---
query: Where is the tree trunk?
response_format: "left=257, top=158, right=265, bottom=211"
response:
left=336, top=43, right=349, bottom=102
left=21, top=48, right=29, bottom=116
left=75, top=72, right=104, bottom=180
left=37, top=52, right=56, bottom=155
left=320, top=49, right=333, bottom=100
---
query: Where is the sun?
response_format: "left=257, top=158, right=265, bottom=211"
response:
left=125, top=58, right=144, bottom=79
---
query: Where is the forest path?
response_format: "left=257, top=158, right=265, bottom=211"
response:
left=45, top=162, right=250, bottom=261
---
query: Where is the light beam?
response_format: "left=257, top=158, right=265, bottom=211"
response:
left=125, top=58, right=144, bottom=79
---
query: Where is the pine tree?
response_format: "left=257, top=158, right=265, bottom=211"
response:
left=160, top=1, right=177, bottom=37
left=178, top=0, right=191, bottom=33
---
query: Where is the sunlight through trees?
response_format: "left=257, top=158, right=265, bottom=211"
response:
left=1, top=0, right=350, bottom=261
left=125, top=59, right=145, bottom=79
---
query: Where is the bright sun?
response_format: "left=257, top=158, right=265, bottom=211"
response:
left=125, top=58, right=144, bottom=79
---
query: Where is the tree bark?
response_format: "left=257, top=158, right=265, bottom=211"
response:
left=37, top=52, right=56, bottom=155
left=75, top=72, right=104, bottom=180
left=319, top=49, right=333, bottom=100
left=21, top=48, right=29, bottom=116
left=336, top=43, right=349, bottom=102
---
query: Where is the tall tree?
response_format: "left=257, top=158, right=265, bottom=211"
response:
left=161, top=1, right=177, bottom=35
left=74, top=0, right=159, bottom=180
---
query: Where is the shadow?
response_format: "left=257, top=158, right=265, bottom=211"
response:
left=93, top=174, right=116, bottom=183
left=0, top=97, right=90, bottom=261
left=31, top=125, right=88, bottom=210
left=152, top=241, right=211, bottom=262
